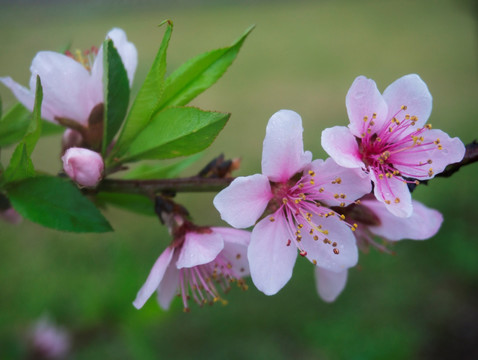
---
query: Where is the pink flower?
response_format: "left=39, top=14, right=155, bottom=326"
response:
left=322, top=74, right=465, bottom=217
left=133, top=227, right=250, bottom=311
left=61, top=147, right=104, bottom=187
left=0, top=28, right=137, bottom=127
left=29, top=316, right=71, bottom=359
left=315, top=198, right=443, bottom=302
left=214, top=110, right=371, bottom=295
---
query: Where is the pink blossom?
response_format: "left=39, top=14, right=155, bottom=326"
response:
left=322, top=74, right=465, bottom=217
left=29, top=316, right=71, bottom=359
left=0, top=28, right=137, bottom=127
left=133, top=227, right=250, bottom=311
left=315, top=198, right=443, bottom=302
left=214, top=110, right=371, bottom=295
left=61, top=147, right=104, bottom=187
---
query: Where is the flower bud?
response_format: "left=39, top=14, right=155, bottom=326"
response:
left=61, top=147, right=104, bottom=187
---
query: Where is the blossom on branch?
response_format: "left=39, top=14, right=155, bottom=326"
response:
left=321, top=74, right=465, bottom=217
left=214, top=110, right=371, bottom=295
left=0, top=28, right=137, bottom=127
left=315, top=197, right=443, bottom=302
left=61, top=147, right=104, bottom=187
left=133, top=226, right=250, bottom=312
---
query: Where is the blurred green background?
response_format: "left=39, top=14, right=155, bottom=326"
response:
left=1, top=0, right=477, bottom=359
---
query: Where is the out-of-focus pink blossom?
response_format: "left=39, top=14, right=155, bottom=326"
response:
left=0, top=28, right=137, bottom=127
left=0, top=207, right=22, bottom=224
left=61, top=147, right=104, bottom=187
left=322, top=74, right=465, bottom=217
left=29, top=317, right=71, bottom=359
left=133, top=226, right=250, bottom=312
left=214, top=110, right=371, bottom=296
left=314, top=198, right=443, bottom=302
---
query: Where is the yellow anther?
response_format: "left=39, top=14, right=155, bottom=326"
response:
left=282, top=198, right=288, bottom=204
left=340, top=193, right=346, bottom=199
left=312, top=260, right=317, bottom=265
left=340, top=202, right=346, bottom=207
left=401, top=105, right=407, bottom=110
left=340, top=214, right=346, bottom=220
left=376, top=137, right=382, bottom=142
left=310, top=180, right=315, bottom=185
left=313, top=235, right=319, bottom=241
left=372, top=113, right=377, bottom=118
left=393, top=170, right=400, bottom=176
left=386, top=173, right=393, bottom=178
left=269, top=216, right=275, bottom=222
left=298, top=183, right=304, bottom=189
left=370, top=121, right=375, bottom=126
left=319, top=187, right=324, bottom=193
left=361, top=133, right=366, bottom=138
left=385, top=200, right=391, bottom=204
left=378, top=174, right=384, bottom=180
left=394, top=198, right=400, bottom=203
left=389, top=127, right=393, bottom=132
left=308, top=170, right=315, bottom=176
left=428, top=168, right=434, bottom=176
left=367, top=128, right=371, bottom=134
left=334, top=194, right=340, bottom=199
left=363, top=116, right=368, bottom=122
left=434, top=139, right=441, bottom=144
left=425, top=124, right=432, bottom=129
left=298, top=224, right=303, bottom=228
left=427, top=159, right=433, bottom=164
left=405, top=114, right=410, bottom=120
left=438, top=145, right=443, bottom=150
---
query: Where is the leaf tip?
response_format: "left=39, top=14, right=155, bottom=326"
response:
left=158, top=19, right=173, bottom=28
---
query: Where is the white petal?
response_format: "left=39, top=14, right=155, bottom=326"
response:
left=315, top=267, right=348, bottom=302
left=133, top=247, right=174, bottom=309
left=213, top=174, right=272, bottom=228
left=248, top=215, right=297, bottom=295
left=176, top=231, right=224, bottom=269
left=156, top=252, right=180, bottom=310
left=321, top=126, right=364, bottom=168
left=262, top=110, right=312, bottom=182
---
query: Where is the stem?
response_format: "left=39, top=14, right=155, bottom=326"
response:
left=98, top=176, right=234, bottom=196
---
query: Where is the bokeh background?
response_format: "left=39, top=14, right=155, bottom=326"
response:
left=1, top=0, right=477, bottom=359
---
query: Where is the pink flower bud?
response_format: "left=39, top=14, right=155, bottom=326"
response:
left=61, top=147, right=104, bottom=187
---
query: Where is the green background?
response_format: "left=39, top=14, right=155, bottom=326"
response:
left=1, top=0, right=477, bottom=359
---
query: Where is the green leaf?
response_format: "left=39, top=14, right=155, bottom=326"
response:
left=42, top=120, right=64, bottom=136
left=121, top=107, right=229, bottom=162
left=3, top=77, right=43, bottom=183
left=7, top=176, right=113, bottom=232
left=102, top=39, right=130, bottom=155
left=0, top=103, right=31, bottom=147
left=96, top=192, right=154, bottom=216
left=0, top=95, right=2, bottom=119
left=123, top=153, right=202, bottom=180
left=2, top=143, right=35, bottom=183
left=113, top=21, right=173, bottom=158
left=156, top=25, right=254, bottom=111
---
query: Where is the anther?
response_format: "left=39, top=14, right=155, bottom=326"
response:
left=401, top=105, right=407, bottom=110
left=333, top=248, right=340, bottom=255
left=286, top=239, right=291, bottom=246
left=394, top=198, right=400, bottom=203
left=308, top=170, right=315, bottom=176
left=269, top=216, right=275, bottom=222
left=312, top=260, right=317, bottom=265
left=332, top=242, right=337, bottom=247
left=299, top=250, right=307, bottom=257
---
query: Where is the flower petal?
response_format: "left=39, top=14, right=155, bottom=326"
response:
left=346, top=76, right=388, bottom=137
left=133, top=246, right=174, bottom=309
left=301, top=215, right=358, bottom=271
left=363, top=199, right=443, bottom=241
left=212, top=227, right=251, bottom=277
left=392, top=129, right=465, bottom=180
left=262, top=110, right=312, bottom=182
left=176, top=231, right=224, bottom=269
left=371, top=171, right=412, bottom=217
left=30, top=51, right=92, bottom=125
left=248, top=215, right=297, bottom=295
left=321, top=126, right=364, bottom=168
left=382, top=74, right=432, bottom=129
left=315, top=267, right=348, bottom=303
left=309, top=157, right=371, bottom=207
left=213, top=174, right=272, bottom=228
left=106, top=28, right=138, bottom=86
left=0, top=76, right=43, bottom=118
left=156, top=252, right=180, bottom=310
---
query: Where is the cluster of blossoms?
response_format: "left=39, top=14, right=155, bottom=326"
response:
left=1, top=28, right=137, bottom=188
left=0, top=27, right=466, bottom=310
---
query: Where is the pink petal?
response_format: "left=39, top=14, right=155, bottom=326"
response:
left=133, top=246, right=174, bottom=309
left=156, top=253, right=180, bottom=310
left=371, top=171, right=412, bottom=217
left=392, top=129, right=465, bottom=180
left=300, top=215, right=358, bottom=271
left=0, top=76, right=41, bottom=117
left=213, top=174, right=272, bottom=228
left=309, top=158, right=371, bottom=207
left=315, top=267, right=348, bottom=303
left=30, top=51, right=92, bottom=126
left=363, top=199, right=443, bottom=241
left=212, top=227, right=251, bottom=277
left=321, top=126, right=364, bottom=168
left=346, top=76, right=388, bottom=138
left=261, top=110, right=312, bottom=182
left=248, top=215, right=297, bottom=295
left=382, top=74, right=432, bottom=129
left=106, top=28, right=138, bottom=86
left=176, top=231, right=224, bottom=269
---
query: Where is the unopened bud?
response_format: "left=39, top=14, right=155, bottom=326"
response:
left=61, top=147, right=104, bottom=187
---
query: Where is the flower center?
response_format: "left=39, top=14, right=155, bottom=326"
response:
left=178, top=253, right=248, bottom=312
left=65, top=46, right=98, bottom=71
left=358, top=105, right=441, bottom=204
